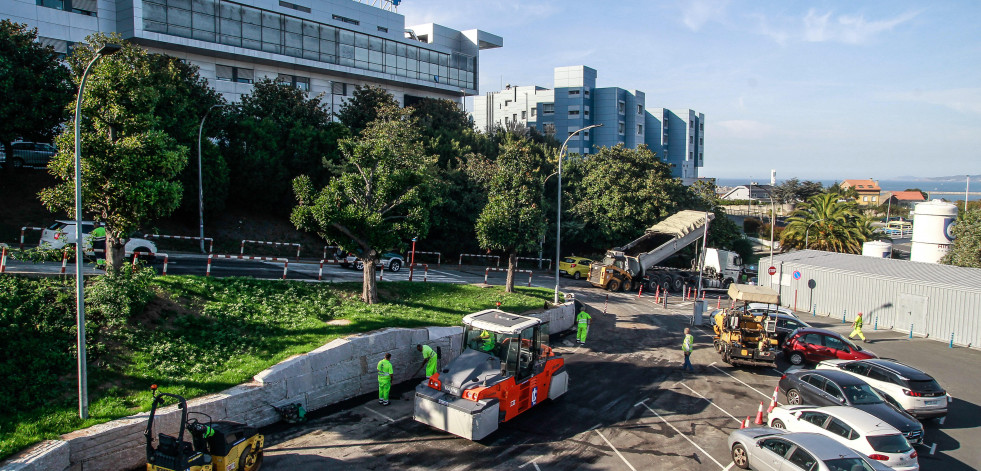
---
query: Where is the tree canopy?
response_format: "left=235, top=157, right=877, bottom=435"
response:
left=940, top=208, right=981, bottom=268
left=779, top=193, right=880, bottom=253
left=291, top=104, right=439, bottom=303
left=337, top=84, right=400, bottom=136
left=773, top=178, right=824, bottom=204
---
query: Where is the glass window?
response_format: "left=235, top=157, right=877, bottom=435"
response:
left=169, top=7, right=192, bottom=28
left=235, top=68, right=253, bottom=83
left=804, top=374, right=826, bottom=389
left=841, top=384, right=883, bottom=405
left=338, top=29, right=354, bottom=45
left=824, top=381, right=845, bottom=401
left=216, top=64, right=234, bottom=81
left=242, top=22, right=260, bottom=40
left=801, top=333, right=822, bottom=345
left=867, top=367, right=893, bottom=383
left=355, top=33, right=369, bottom=49
left=800, top=411, right=828, bottom=427
left=760, top=438, right=792, bottom=458
left=826, top=418, right=855, bottom=440
left=866, top=434, right=912, bottom=453
left=788, top=448, right=817, bottom=471
left=144, top=1, right=167, bottom=22
left=822, top=335, right=849, bottom=352
left=542, top=104, right=554, bottom=115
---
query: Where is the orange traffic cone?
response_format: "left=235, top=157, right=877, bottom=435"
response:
left=741, top=416, right=751, bottom=429
left=754, top=401, right=765, bottom=425
left=767, top=385, right=779, bottom=413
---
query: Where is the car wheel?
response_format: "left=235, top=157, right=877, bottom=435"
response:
left=389, top=260, right=401, bottom=272
left=238, top=443, right=263, bottom=471
left=787, top=389, right=802, bottom=405
left=573, top=272, right=581, bottom=280
left=770, top=418, right=785, bottom=429
left=607, top=279, right=621, bottom=292
left=731, top=443, right=749, bottom=469
left=11, top=158, right=24, bottom=169
left=789, top=352, right=805, bottom=366
left=355, top=261, right=364, bottom=270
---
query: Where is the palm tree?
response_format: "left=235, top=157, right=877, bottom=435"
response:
left=780, top=193, right=881, bottom=254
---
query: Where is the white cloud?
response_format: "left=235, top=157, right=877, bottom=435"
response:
left=887, top=88, right=981, bottom=114
left=679, top=0, right=730, bottom=31
left=753, top=9, right=919, bottom=45
left=715, top=120, right=774, bottom=139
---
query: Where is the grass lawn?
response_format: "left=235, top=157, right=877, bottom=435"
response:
left=0, top=274, right=557, bottom=461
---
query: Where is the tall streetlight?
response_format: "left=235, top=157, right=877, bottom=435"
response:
left=804, top=218, right=825, bottom=249
left=197, top=104, right=236, bottom=253
left=749, top=182, right=777, bottom=271
left=553, top=124, right=602, bottom=304
left=74, top=42, right=122, bottom=419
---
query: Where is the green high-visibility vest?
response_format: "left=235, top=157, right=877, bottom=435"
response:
left=377, top=359, right=393, bottom=380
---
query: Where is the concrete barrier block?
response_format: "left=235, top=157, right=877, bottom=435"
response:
left=308, top=338, right=354, bottom=372
left=287, top=371, right=328, bottom=397
left=410, top=328, right=429, bottom=345
left=327, top=359, right=363, bottom=384
left=74, top=442, right=144, bottom=471
left=305, top=378, right=360, bottom=411
left=254, top=355, right=312, bottom=384
left=0, top=440, right=70, bottom=471
left=427, top=326, right=462, bottom=341
left=221, top=382, right=274, bottom=424
left=364, top=329, right=399, bottom=354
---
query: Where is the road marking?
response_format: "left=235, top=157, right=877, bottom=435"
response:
left=638, top=402, right=726, bottom=470
left=519, top=457, right=542, bottom=471
left=771, top=368, right=783, bottom=376
left=679, top=382, right=741, bottom=424
left=709, top=362, right=772, bottom=400
left=724, top=462, right=734, bottom=471
left=362, top=405, right=396, bottom=423
left=929, top=442, right=937, bottom=456
left=593, top=429, right=638, bottom=471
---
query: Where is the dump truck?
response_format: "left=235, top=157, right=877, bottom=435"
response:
left=587, top=210, right=745, bottom=292
left=413, top=309, right=568, bottom=440
left=711, top=284, right=780, bottom=367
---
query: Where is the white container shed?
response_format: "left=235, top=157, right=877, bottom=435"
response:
left=758, top=250, right=981, bottom=348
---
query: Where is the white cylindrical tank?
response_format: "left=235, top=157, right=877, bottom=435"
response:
left=910, top=200, right=958, bottom=264
left=862, top=241, right=893, bottom=258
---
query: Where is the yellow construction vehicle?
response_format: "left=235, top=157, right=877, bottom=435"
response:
left=145, top=385, right=263, bottom=471
left=712, top=284, right=780, bottom=367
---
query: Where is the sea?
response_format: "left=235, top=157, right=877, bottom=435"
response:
left=713, top=178, right=980, bottom=202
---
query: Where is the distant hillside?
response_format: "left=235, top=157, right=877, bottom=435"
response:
left=893, top=175, right=980, bottom=182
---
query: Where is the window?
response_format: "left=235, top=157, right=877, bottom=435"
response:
left=823, top=335, right=848, bottom=352
left=569, top=89, right=580, bottom=96
left=584, top=110, right=589, bottom=118
left=521, top=110, right=527, bottom=119
left=788, top=448, right=817, bottom=470
left=863, top=196, right=869, bottom=202
left=690, top=135, right=694, bottom=143
left=543, top=123, right=555, bottom=136
left=584, top=90, right=590, bottom=97
left=332, top=14, right=359, bottom=25
left=542, top=103, right=554, bottom=115
left=618, top=101, right=625, bottom=114
left=618, top=122, right=625, bottom=134
left=569, top=110, right=580, bottom=116
left=800, top=411, right=829, bottom=427
left=531, top=108, right=536, bottom=117
left=826, top=418, right=856, bottom=440
left=638, top=124, right=643, bottom=135
left=505, top=100, right=512, bottom=106
left=277, top=74, right=310, bottom=91
left=377, top=26, right=388, bottom=33
left=872, top=196, right=878, bottom=202
left=638, top=104, right=643, bottom=114
left=824, top=381, right=845, bottom=402
left=867, top=367, right=894, bottom=384
left=804, top=374, right=827, bottom=390
left=801, top=333, right=821, bottom=345
left=279, top=1, right=311, bottom=13
left=760, top=438, right=792, bottom=458
left=843, top=362, right=871, bottom=376
left=215, top=65, right=254, bottom=84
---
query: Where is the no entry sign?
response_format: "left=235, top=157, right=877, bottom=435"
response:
left=767, top=266, right=777, bottom=276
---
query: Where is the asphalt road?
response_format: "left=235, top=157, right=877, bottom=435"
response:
left=256, top=289, right=980, bottom=471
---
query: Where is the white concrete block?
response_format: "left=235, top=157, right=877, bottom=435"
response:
left=254, top=354, right=312, bottom=384
left=326, top=358, right=363, bottom=384
left=287, top=371, right=328, bottom=397
left=426, top=326, right=462, bottom=340
left=0, top=440, right=70, bottom=471
left=307, top=338, right=354, bottom=371
left=305, top=378, right=360, bottom=411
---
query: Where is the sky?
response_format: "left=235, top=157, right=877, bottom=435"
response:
left=400, top=0, right=981, bottom=181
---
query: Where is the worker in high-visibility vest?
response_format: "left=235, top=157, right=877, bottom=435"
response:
left=849, top=311, right=868, bottom=343
left=377, top=353, right=393, bottom=406
left=576, top=309, right=592, bottom=344
left=682, top=327, right=695, bottom=372
left=479, top=330, right=495, bottom=352
left=416, top=344, right=438, bottom=377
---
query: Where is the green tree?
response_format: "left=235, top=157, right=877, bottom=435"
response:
left=940, top=208, right=981, bottom=268
left=0, top=20, right=73, bottom=171
left=291, top=104, right=439, bottom=303
left=221, top=79, right=344, bottom=212
left=774, top=178, right=824, bottom=204
left=779, top=193, right=879, bottom=253
left=337, top=84, right=400, bottom=136
left=38, top=34, right=188, bottom=272
left=472, top=136, right=547, bottom=293
left=563, top=144, right=692, bottom=251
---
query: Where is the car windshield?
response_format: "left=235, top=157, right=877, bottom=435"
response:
left=866, top=434, right=912, bottom=453
left=824, top=458, right=875, bottom=471
left=908, top=379, right=942, bottom=392
left=842, top=384, right=883, bottom=404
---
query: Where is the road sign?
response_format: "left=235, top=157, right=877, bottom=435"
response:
left=767, top=266, right=777, bottom=276
left=793, top=270, right=802, bottom=280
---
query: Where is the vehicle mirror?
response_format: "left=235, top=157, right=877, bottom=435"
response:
left=756, top=440, right=765, bottom=448
left=839, top=397, right=847, bottom=404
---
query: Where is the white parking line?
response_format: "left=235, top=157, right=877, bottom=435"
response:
left=593, top=429, right=638, bottom=471
left=709, top=362, right=773, bottom=400
left=519, top=457, right=542, bottom=471
left=362, top=405, right=396, bottom=423
left=638, top=402, right=727, bottom=470
left=724, top=462, right=734, bottom=470
left=679, top=382, right=741, bottom=425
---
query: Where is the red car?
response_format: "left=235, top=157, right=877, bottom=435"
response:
left=783, top=328, right=877, bottom=366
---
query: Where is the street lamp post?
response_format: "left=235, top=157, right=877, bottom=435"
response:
left=553, top=124, right=602, bottom=304
left=74, top=42, right=122, bottom=420
left=197, top=104, right=234, bottom=253
left=749, top=182, right=777, bottom=271
left=804, top=218, right=825, bottom=249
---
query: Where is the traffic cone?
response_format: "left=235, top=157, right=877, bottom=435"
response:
left=741, top=416, right=751, bottom=429
left=767, top=385, right=779, bottom=413
left=754, top=401, right=765, bottom=425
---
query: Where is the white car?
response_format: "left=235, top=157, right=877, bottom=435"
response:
left=767, top=405, right=918, bottom=471
left=816, top=359, right=948, bottom=421
left=341, top=251, right=404, bottom=272
left=39, top=220, right=158, bottom=256
left=736, top=302, right=799, bottom=318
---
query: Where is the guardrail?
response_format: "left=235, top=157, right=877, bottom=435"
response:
left=0, top=245, right=7, bottom=273
left=240, top=240, right=301, bottom=260
left=460, top=253, right=500, bottom=268
left=322, top=245, right=340, bottom=260
left=208, top=254, right=289, bottom=279
left=881, top=228, right=913, bottom=238
left=20, top=226, right=44, bottom=249
left=317, top=257, right=346, bottom=280
left=411, top=251, right=441, bottom=267
left=484, top=267, right=532, bottom=287
left=130, top=251, right=169, bottom=275
left=143, top=234, right=214, bottom=253
left=516, top=256, right=552, bottom=270
left=408, top=263, right=429, bottom=282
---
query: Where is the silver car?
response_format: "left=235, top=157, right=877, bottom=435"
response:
left=728, top=427, right=893, bottom=471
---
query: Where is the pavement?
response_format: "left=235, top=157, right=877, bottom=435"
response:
left=253, top=289, right=981, bottom=471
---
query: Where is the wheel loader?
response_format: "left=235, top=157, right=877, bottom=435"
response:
left=413, top=309, right=568, bottom=440
left=145, top=385, right=263, bottom=471
left=712, top=284, right=780, bottom=367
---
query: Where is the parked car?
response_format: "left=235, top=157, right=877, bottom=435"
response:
left=733, top=302, right=799, bottom=318
left=559, top=257, right=593, bottom=280
left=778, top=369, right=924, bottom=445
left=0, top=141, right=57, bottom=168
left=767, top=405, right=919, bottom=470
left=768, top=314, right=811, bottom=346
left=783, top=328, right=877, bottom=365
left=342, top=251, right=403, bottom=272
left=39, top=220, right=157, bottom=258
left=816, top=359, right=949, bottom=420
left=728, top=428, right=894, bottom=471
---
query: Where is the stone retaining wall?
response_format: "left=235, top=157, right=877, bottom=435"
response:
left=0, top=302, right=574, bottom=471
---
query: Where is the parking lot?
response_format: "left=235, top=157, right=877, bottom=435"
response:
left=256, top=287, right=981, bottom=471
